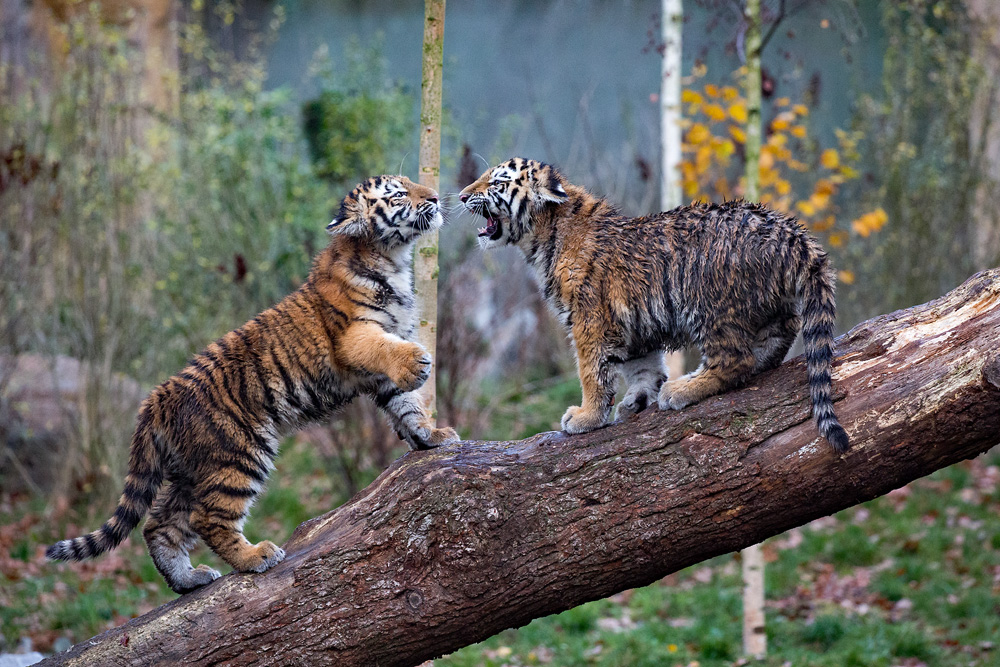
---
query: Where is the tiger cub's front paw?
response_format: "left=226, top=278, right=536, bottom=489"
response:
left=560, top=405, right=609, bottom=434
left=392, top=343, right=432, bottom=393
left=405, top=425, right=459, bottom=450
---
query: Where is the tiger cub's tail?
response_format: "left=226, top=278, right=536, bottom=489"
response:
left=46, top=405, right=163, bottom=561
left=800, top=253, right=850, bottom=454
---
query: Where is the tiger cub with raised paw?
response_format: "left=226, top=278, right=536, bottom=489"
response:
left=47, top=175, right=460, bottom=593
left=459, top=157, right=849, bottom=453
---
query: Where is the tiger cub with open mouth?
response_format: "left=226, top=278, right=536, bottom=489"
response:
left=47, top=175, right=460, bottom=593
left=459, top=157, right=849, bottom=453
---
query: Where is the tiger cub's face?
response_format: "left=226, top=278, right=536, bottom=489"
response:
left=327, top=175, right=442, bottom=248
left=459, top=157, right=568, bottom=249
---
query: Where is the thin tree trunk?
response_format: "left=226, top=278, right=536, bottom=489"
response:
left=661, top=0, right=685, bottom=382
left=740, top=0, right=766, bottom=656
left=40, top=269, right=1000, bottom=667
left=414, top=0, right=445, bottom=420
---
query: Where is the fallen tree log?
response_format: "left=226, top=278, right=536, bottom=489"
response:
left=43, top=269, right=1000, bottom=667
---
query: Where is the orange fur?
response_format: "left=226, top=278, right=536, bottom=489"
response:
left=461, top=158, right=849, bottom=453
left=47, top=175, right=461, bottom=593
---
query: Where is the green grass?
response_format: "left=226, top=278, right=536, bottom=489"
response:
left=3, top=412, right=1000, bottom=664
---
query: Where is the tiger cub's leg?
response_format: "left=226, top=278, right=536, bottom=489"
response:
left=561, top=334, right=616, bottom=434
left=144, top=482, right=221, bottom=593
left=613, top=351, right=667, bottom=421
left=375, top=388, right=460, bottom=450
left=752, top=314, right=800, bottom=374
left=339, top=322, right=431, bottom=393
left=190, top=468, right=284, bottom=574
left=659, top=325, right=757, bottom=411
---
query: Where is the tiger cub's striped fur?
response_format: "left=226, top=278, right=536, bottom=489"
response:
left=460, top=157, right=849, bottom=453
left=47, top=175, right=460, bottom=593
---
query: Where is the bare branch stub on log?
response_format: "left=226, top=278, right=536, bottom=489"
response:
left=43, top=270, right=1000, bottom=667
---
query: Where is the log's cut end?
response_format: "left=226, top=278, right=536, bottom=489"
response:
left=39, top=269, right=1000, bottom=667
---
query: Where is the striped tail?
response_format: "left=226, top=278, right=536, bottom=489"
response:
left=46, top=406, right=163, bottom=562
left=800, top=253, right=850, bottom=453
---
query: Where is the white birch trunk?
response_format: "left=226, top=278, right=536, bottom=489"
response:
left=660, top=0, right=685, bottom=381
left=740, top=0, right=766, bottom=659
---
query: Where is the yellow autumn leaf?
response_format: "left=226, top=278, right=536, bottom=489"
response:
left=796, top=200, right=817, bottom=217
left=772, top=118, right=790, bottom=131
left=775, top=179, right=792, bottom=196
left=821, top=149, right=840, bottom=169
left=839, top=165, right=860, bottom=180
left=828, top=231, right=846, bottom=247
left=729, top=125, right=747, bottom=144
left=839, top=270, right=855, bottom=284
left=793, top=104, right=809, bottom=116
left=705, top=83, right=720, bottom=97
left=759, top=146, right=776, bottom=169
left=851, top=208, right=889, bottom=237
left=768, top=132, right=788, bottom=148
left=687, top=123, right=710, bottom=144
left=810, top=191, right=831, bottom=211
left=776, top=96, right=791, bottom=106
left=729, top=102, right=748, bottom=123
left=813, top=215, right=836, bottom=232
left=790, top=125, right=807, bottom=138
left=760, top=166, right=779, bottom=187
left=696, top=145, right=713, bottom=173
left=814, top=178, right=836, bottom=196
left=713, top=139, right=735, bottom=159
left=682, top=89, right=703, bottom=105
left=722, top=86, right=740, bottom=102
left=705, top=103, right=727, bottom=122
left=787, top=159, right=810, bottom=172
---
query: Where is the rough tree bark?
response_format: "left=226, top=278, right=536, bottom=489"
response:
left=42, top=269, right=1000, bottom=667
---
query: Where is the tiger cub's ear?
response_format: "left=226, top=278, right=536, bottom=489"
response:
left=326, top=213, right=368, bottom=237
left=533, top=162, right=568, bottom=206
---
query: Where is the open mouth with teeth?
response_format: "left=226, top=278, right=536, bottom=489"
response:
left=477, top=214, right=503, bottom=241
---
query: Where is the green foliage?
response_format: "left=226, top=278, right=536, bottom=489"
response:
left=302, top=40, right=414, bottom=188
left=844, top=0, right=999, bottom=318
left=0, top=15, right=413, bottom=502
left=148, top=78, right=334, bottom=371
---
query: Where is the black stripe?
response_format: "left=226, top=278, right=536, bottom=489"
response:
left=185, top=372, right=255, bottom=434
left=84, top=532, right=99, bottom=555
left=207, top=507, right=246, bottom=522
left=113, top=503, right=143, bottom=528
left=202, top=482, right=257, bottom=498
left=267, top=346, right=304, bottom=414
left=235, top=329, right=280, bottom=422
left=228, top=460, right=269, bottom=484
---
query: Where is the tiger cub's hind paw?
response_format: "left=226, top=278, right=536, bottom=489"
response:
left=614, top=386, right=657, bottom=421
left=170, top=564, right=222, bottom=594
